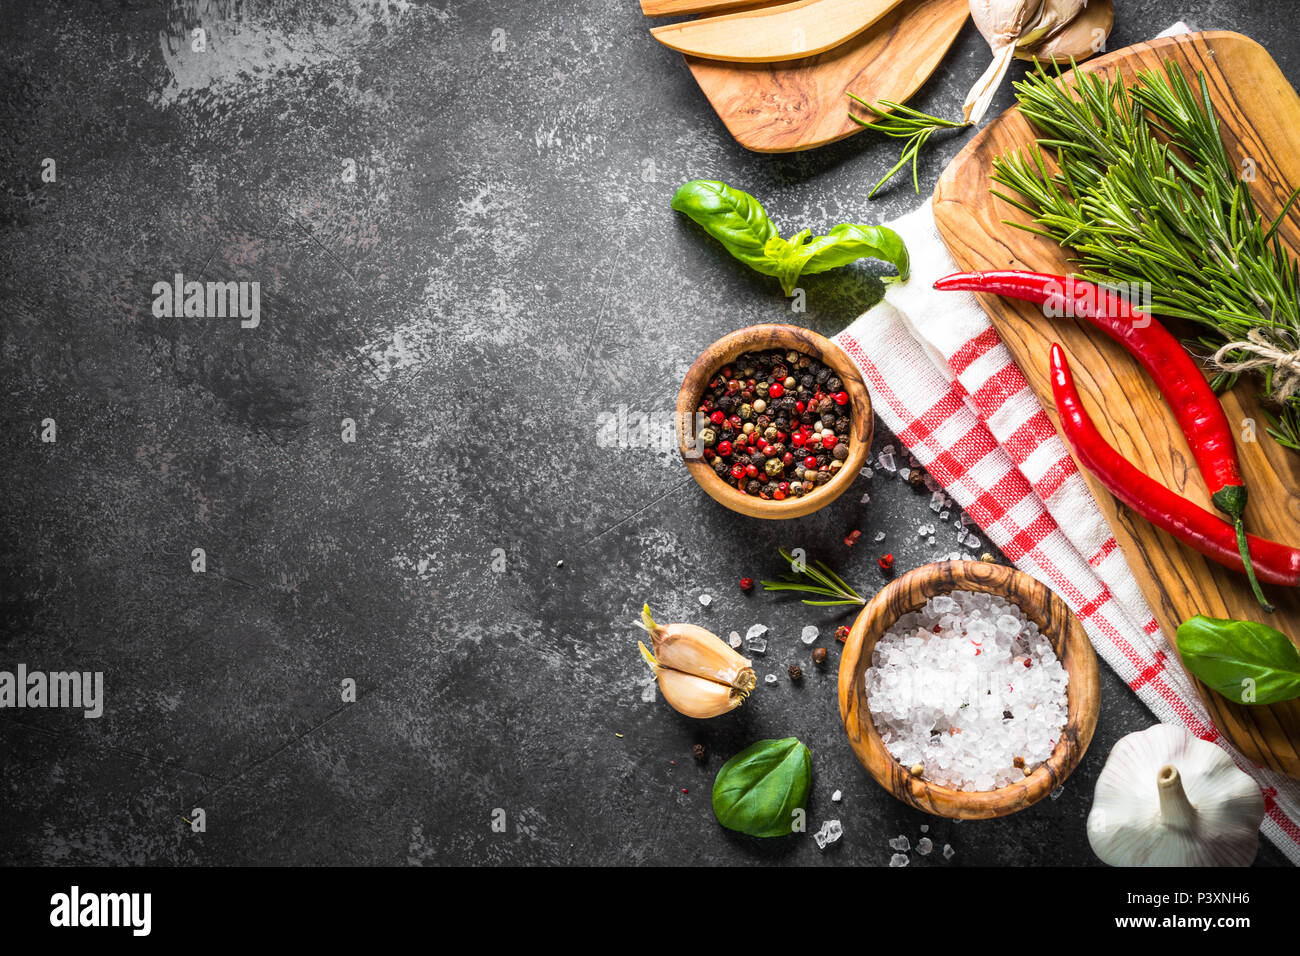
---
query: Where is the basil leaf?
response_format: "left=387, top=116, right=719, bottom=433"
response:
left=712, top=737, right=811, bottom=838
left=798, top=223, right=911, bottom=283
left=1175, top=615, right=1300, bottom=705
left=670, top=180, right=780, bottom=274
left=670, top=180, right=910, bottom=297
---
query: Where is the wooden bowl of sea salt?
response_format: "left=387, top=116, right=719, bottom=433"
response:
left=838, top=561, right=1100, bottom=819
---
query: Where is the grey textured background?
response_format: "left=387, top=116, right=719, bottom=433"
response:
left=0, top=0, right=1293, bottom=866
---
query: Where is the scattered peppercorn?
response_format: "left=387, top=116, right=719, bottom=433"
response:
left=692, top=743, right=707, bottom=761
left=907, top=469, right=926, bottom=491
left=980, top=552, right=996, bottom=563
left=834, top=625, right=850, bottom=643
left=844, top=529, right=862, bottom=547
left=787, top=664, right=802, bottom=681
left=1013, top=756, right=1025, bottom=769
left=739, top=576, right=754, bottom=592
left=812, top=647, right=828, bottom=665
left=877, top=552, right=894, bottom=572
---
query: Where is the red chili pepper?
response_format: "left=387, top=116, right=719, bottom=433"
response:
left=1050, top=344, right=1300, bottom=589
left=936, top=270, right=1268, bottom=609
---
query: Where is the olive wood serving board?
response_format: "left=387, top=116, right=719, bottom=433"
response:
left=933, top=31, right=1300, bottom=778
left=682, top=0, right=969, bottom=152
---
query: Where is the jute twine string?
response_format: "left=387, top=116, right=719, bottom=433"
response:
left=1213, top=329, right=1300, bottom=403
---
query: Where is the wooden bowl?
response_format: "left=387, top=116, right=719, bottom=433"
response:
left=675, top=324, right=872, bottom=519
left=838, top=560, right=1100, bottom=818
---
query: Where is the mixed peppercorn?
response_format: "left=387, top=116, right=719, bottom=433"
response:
left=697, top=349, right=852, bottom=500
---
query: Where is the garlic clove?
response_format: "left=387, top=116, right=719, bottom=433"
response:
left=636, top=605, right=757, bottom=718
left=964, top=0, right=1045, bottom=124
left=1014, top=0, right=1113, bottom=61
left=655, top=665, right=750, bottom=718
left=1086, top=724, right=1265, bottom=867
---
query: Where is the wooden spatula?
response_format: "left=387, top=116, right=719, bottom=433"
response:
left=651, top=0, right=908, bottom=63
left=684, top=0, right=969, bottom=151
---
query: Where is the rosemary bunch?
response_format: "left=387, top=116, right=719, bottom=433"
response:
left=761, top=549, right=865, bottom=607
left=991, top=59, right=1300, bottom=449
left=847, top=96, right=968, bottom=199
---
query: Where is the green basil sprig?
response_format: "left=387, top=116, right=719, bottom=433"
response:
left=671, top=180, right=909, bottom=296
left=712, top=737, right=811, bottom=838
left=1176, top=615, right=1300, bottom=705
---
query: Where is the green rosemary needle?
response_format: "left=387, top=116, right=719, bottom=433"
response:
left=847, top=95, right=969, bottom=199
left=761, top=548, right=865, bottom=606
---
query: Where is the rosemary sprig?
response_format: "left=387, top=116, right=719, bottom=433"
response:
left=847, top=95, right=968, bottom=199
left=760, top=548, right=865, bottom=606
left=991, top=59, right=1300, bottom=450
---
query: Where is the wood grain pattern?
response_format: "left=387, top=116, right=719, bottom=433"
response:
left=683, top=0, right=969, bottom=152
left=651, top=0, right=904, bottom=63
left=933, top=31, right=1300, bottom=777
left=640, top=0, right=779, bottom=16
left=838, top=561, right=1100, bottom=818
left=675, top=324, right=871, bottom=519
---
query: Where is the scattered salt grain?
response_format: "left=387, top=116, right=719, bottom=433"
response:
left=744, top=625, right=768, bottom=655
left=801, top=625, right=819, bottom=645
left=924, top=474, right=941, bottom=493
left=889, top=853, right=909, bottom=867
left=864, top=590, right=1069, bottom=792
left=698, top=594, right=712, bottom=607
left=640, top=682, right=657, bottom=702
left=940, top=510, right=950, bottom=521
left=764, top=674, right=778, bottom=685
left=860, top=492, right=870, bottom=504
left=728, top=631, right=742, bottom=649
left=917, top=837, right=933, bottom=855
left=898, top=467, right=911, bottom=481
left=878, top=448, right=897, bottom=473
left=943, top=844, right=955, bottom=860
left=919, top=824, right=929, bottom=833
left=813, top=819, right=843, bottom=849
left=831, top=790, right=842, bottom=802
left=1051, top=786, right=1065, bottom=800
left=888, top=835, right=911, bottom=852
left=874, top=531, right=887, bottom=542
left=930, top=491, right=945, bottom=512
left=860, top=466, right=874, bottom=479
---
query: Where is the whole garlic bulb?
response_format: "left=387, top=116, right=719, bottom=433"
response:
left=1086, top=724, right=1265, bottom=867
left=636, top=605, right=756, bottom=718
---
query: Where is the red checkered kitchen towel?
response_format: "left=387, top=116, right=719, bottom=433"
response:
left=834, top=199, right=1300, bottom=864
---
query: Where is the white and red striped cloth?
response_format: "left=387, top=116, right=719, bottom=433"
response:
left=835, top=199, right=1300, bottom=864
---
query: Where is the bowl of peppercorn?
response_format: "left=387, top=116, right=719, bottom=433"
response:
left=676, top=324, right=872, bottom=519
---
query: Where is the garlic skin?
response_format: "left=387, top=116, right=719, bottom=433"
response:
left=636, top=605, right=756, bottom=719
left=965, top=0, right=1045, bottom=124
left=1015, top=0, right=1114, bottom=61
left=1086, top=724, right=1265, bottom=867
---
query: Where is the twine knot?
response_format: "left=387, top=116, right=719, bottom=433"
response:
left=1212, top=330, right=1300, bottom=404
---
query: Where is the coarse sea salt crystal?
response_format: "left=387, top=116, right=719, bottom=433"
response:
left=744, top=625, right=768, bottom=655
left=831, top=790, right=842, bottom=802
left=917, top=837, right=933, bottom=855
left=860, top=466, right=873, bottom=478
left=889, top=853, right=909, bottom=867
left=801, top=625, right=819, bottom=645
left=698, top=594, right=712, bottom=606
left=813, top=819, right=842, bottom=849
left=764, top=674, right=778, bottom=685
left=930, top=491, right=944, bottom=512
left=874, top=531, right=886, bottom=542
left=888, top=835, right=910, bottom=852
left=728, top=631, right=742, bottom=649
left=898, top=467, right=911, bottom=481
left=943, top=844, right=955, bottom=860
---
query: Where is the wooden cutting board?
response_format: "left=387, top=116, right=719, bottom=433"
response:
left=933, top=31, right=1300, bottom=778
left=684, top=0, right=969, bottom=152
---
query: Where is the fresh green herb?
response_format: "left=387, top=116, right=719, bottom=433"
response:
left=1175, top=614, right=1300, bottom=705
left=761, top=548, right=865, bottom=606
left=711, top=737, right=812, bottom=838
left=670, top=179, right=909, bottom=295
left=847, top=96, right=969, bottom=199
left=992, top=59, right=1300, bottom=451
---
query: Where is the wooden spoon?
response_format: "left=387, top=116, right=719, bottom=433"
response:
left=651, top=0, right=907, bottom=63
left=684, top=0, right=969, bottom=151
left=640, top=0, right=775, bottom=14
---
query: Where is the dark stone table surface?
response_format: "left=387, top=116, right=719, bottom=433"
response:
left=1, top=0, right=1294, bottom=865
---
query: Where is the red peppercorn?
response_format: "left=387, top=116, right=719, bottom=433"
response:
left=745, top=464, right=759, bottom=478
left=822, top=434, right=837, bottom=449
left=833, top=391, right=849, bottom=405
left=792, top=433, right=805, bottom=448
left=703, top=448, right=715, bottom=460
left=710, top=410, right=725, bottom=425
left=762, top=445, right=776, bottom=457
left=1023, top=658, right=1032, bottom=668
left=804, top=455, right=818, bottom=469
left=739, top=577, right=754, bottom=592
left=716, top=440, right=732, bottom=457
left=731, top=464, right=745, bottom=480
left=834, top=625, right=850, bottom=643
left=776, top=430, right=788, bottom=442
left=795, top=401, right=805, bottom=413
left=878, top=553, right=894, bottom=571
left=782, top=452, right=794, bottom=465
left=769, top=382, right=784, bottom=398
left=778, top=481, right=789, bottom=491
left=844, top=529, right=861, bottom=547
left=729, top=415, right=742, bottom=429
left=773, top=488, right=786, bottom=500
